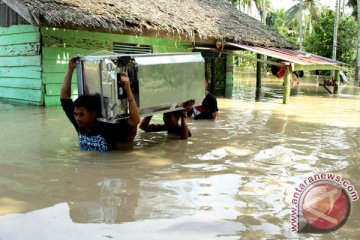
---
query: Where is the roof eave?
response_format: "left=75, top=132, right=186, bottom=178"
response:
left=2, top=0, right=39, bottom=25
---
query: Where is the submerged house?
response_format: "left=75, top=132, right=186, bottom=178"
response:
left=1, top=0, right=299, bottom=106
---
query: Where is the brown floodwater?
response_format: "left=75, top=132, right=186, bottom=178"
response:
left=0, top=72, right=359, bottom=239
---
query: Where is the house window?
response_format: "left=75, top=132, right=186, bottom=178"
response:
left=113, top=42, right=152, bottom=54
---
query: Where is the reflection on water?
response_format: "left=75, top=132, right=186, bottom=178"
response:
left=0, top=72, right=359, bottom=239
left=233, top=71, right=360, bottom=101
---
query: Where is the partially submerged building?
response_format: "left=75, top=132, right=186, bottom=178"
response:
left=0, top=0, right=344, bottom=105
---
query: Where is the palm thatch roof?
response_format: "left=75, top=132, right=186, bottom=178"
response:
left=3, top=0, right=295, bottom=48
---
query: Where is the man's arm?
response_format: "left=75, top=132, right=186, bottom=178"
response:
left=120, top=73, right=140, bottom=127
left=207, top=94, right=219, bottom=120
left=60, top=57, right=77, bottom=99
left=212, top=97, right=219, bottom=120
left=178, top=99, right=194, bottom=139
left=60, top=57, right=78, bottom=130
left=212, top=111, right=219, bottom=120
left=139, top=116, right=152, bottom=131
left=179, top=114, right=190, bottom=139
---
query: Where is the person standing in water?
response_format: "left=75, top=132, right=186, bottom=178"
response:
left=60, top=57, right=140, bottom=152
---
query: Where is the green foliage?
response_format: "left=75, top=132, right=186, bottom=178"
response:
left=303, top=10, right=357, bottom=67
left=239, top=51, right=257, bottom=67
left=266, top=9, right=298, bottom=45
left=205, top=57, right=226, bottom=96
left=348, top=0, right=357, bottom=18
left=285, top=0, right=322, bottom=36
left=227, top=0, right=357, bottom=69
left=226, top=0, right=271, bottom=17
left=227, top=0, right=238, bottom=5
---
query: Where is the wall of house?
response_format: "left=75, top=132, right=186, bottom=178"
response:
left=0, top=25, right=42, bottom=105
left=41, top=27, right=192, bottom=106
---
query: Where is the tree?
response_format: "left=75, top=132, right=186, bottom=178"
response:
left=299, top=0, right=304, bottom=50
left=332, top=0, right=340, bottom=62
left=348, top=0, right=360, bottom=81
left=303, top=10, right=357, bottom=67
left=227, top=0, right=253, bottom=14
left=266, top=9, right=298, bottom=44
left=227, top=0, right=270, bottom=18
left=261, top=0, right=268, bottom=76
left=240, top=0, right=254, bottom=14
left=348, top=0, right=358, bottom=17
left=357, top=0, right=360, bottom=82
left=254, top=0, right=271, bottom=20
left=285, top=0, right=321, bottom=49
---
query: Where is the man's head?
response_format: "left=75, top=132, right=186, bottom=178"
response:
left=163, top=111, right=181, bottom=129
left=73, top=95, right=100, bottom=129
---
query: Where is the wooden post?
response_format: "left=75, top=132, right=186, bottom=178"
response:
left=256, top=54, right=261, bottom=102
left=334, top=70, right=339, bottom=94
left=283, top=65, right=291, bottom=104
left=225, top=55, right=234, bottom=98
left=211, top=59, right=216, bottom=94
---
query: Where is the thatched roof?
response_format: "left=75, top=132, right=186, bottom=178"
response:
left=3, top=0, right=295, bottom=48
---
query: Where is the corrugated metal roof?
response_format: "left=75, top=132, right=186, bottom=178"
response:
left=227, top=42, right=346, bottom=67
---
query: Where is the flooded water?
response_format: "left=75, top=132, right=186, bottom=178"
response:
left=0, top=72, right=360, bottom=239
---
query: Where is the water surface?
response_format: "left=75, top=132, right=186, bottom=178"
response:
left=0, top=72, right=359, bottom=239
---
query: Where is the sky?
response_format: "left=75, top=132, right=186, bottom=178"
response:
left=272, top=0, right=297, bottom=10
left=272, top=0, right=338, bottom=10
left=244, top=0, right=351, bottom=20
left=238, top=0, right=352, bottom=21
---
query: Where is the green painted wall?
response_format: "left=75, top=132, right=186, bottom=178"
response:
left=41, top=27, right=191, bottom=106
left=0, top=25, right=42, bottom=105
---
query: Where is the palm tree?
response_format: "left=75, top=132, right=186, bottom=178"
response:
left=254, top=0, right=271, bottom=20
left=228, top=0, right=270, bottom=18
left=261, top=0, right=267, bottom=23
left=299, top=0, right=304, bottom=50
left=240, top=0, right=253, bottom=14
left=341, top=0, right=345, bottom=15
left=285, top=0, right=321, bottom=50
left=227, top=0, right=270, bottom=75
left=349, top=0, right=358, bottom=16
left=357, top=0, right=360, bottom=82
left=332, top=0, right=340, bottom=62
left=227, top=0, right=252, bottom=13
left=348, top=0, right=360, bottom=82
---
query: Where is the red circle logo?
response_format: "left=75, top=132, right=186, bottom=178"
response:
left=300, top=182, right=351, bottom=232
